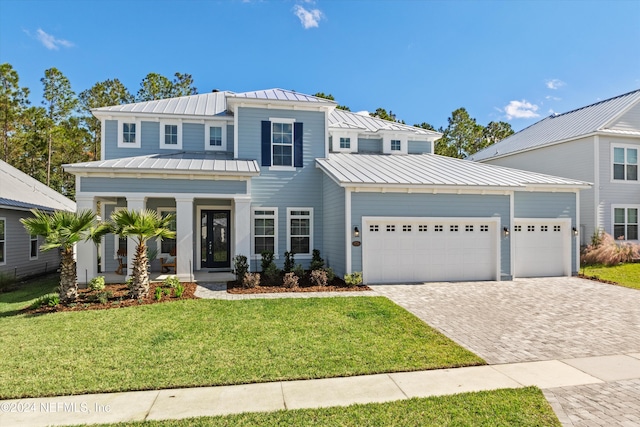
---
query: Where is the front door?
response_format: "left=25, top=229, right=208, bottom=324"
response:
left=201, top=210, right=231, bottom=269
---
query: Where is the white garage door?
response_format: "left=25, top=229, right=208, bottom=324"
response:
left=513, top=219, right=571, bottom=278
left=362, top=217, right=500, bottom=284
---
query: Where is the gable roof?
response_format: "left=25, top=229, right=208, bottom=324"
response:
left=329, top=109, right=441, bottom=138
left=230, top=88, right=335, bottom=104
left=0, top=159, right=76, bottom=212
left=317, top=153, right=590, bottom=189
left=470, top=89, right=640, bottom=161
left=92, top=91, right=231, bottom=117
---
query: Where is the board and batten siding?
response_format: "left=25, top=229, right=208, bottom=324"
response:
left=0, top=209, right=60, bottom=279
left=322, top=175, right=346, bottom=276
left=104, top=120, right=234, bottom=160
left=80, top=177, right=247, bottom=195
left=237, top=107, right=326, bottom=270
left=483, top=137, right=595, bottom=243
left=514, top=191, right=578, bottom=272
left=598, top=135, right=640, bottom=239
left=350, top=192, right=510, bottom=278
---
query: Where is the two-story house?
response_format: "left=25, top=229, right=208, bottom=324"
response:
left=65, top=89, right=589, bottom=284
left=470, top=89, right=640, bottom=246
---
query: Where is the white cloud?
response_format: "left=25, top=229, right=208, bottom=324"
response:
left=33, top=28, right=73, bottom=50
left=545, top=95, right=562, bottom=101
left=545, top=79, right=565, bottom=90
left=293, top=4, right=324, bottom=29
left=356, top=110, right=370, bottom=116
left=504, top=100, right=540, bottom=120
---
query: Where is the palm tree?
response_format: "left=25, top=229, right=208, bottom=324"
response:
left=111, top=209, right=175, bottom=299
left=21, top=209, right=105, bottom=303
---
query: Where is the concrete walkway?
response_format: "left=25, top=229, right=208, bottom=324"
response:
left=3, top=354, right=640, bottom=427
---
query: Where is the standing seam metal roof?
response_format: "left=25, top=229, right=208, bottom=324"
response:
left=470, top=89, right=640, bottom=161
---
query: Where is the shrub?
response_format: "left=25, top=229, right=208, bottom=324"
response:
left=284, top=251, right=295, bottom=273
left=154, top=286, right=163, bottom=301
left=96, top=290, right=113, bottom=304
left=175, top=283, right=185, bottom=298
left=293, top=263, right=305, bottom=279
left=310, top=249, right=325, bottom=271
left=233, top=255, right=249, bottom=284
left=163, top=276, right=180, bottom=288
left=88, top=276, right=106, bottom=292
left=263, top=264, right=280, bottom=284
left=125, top=277, right=134, bottom=291
left=581, top=232, right=640, bottom=266
left=243, top=272, right=260, bottom=288
left=163, top=287, right=171, bottom=296
left=310, top=269, right=328, bottom=287
left=0, top=272, right=15, bottom=293
left=282, top=272, right=299, bottom=288
left=261, top=250, right=275, bottom=272
left=30, top=293, right=60, bottom=309
left=324, top=267, right=336, bottom=283
left=344, top=271, right=363, bottom=287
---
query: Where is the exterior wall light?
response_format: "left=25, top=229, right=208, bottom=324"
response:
left=503, top=226, right=510, bottom=236
left=354, top=226, right=360, bottom=237
left=572, top=227, right=578, bottom=236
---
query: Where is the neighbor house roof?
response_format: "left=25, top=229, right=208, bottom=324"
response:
left=316, top=153, right=591, bottom=189
left=0, top=159, right=76, bottom=212
left=470, top=89, right=640, bottom=161
left=64, top=152, right=260, bottom=176
left=229, top=88, right=335, bottom=104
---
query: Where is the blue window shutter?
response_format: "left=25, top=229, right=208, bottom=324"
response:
left=261, top=121, right=271, bottom=167
left=294, top=122, right=303, bottom=167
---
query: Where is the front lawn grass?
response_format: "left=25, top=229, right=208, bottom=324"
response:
left=86, top=387, right=560, bottom=427
left=0, top=295, right=484, bottom=399
left=582, top=263, right=640, bottom=289
left=0, top=274, right=58, bottom=318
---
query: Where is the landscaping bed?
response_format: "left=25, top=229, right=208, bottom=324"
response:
left=227, top=277, right=371, bottom=294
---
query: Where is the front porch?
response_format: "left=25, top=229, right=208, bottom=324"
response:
left=100, top=270, right=235, bottom=284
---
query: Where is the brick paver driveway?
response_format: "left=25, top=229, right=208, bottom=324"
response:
left=372, top=277, right=640, bottom=364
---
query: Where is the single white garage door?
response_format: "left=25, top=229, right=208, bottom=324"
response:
left=362, top=217, right=500, bottom=284
left=513, top=218, right=571, bottom=278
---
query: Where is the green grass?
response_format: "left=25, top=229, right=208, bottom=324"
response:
left=0, top=291, right=483, bottom=399
left=0, top=274, right=58, bottom=317
left=84, top=387, right=560, bottom=427
left=582, top=263, right=640, bottom=289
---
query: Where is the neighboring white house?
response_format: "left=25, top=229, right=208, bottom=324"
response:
left=470, top=89, right=640, bottom=246
left=0, top=159, right=77, bottom=280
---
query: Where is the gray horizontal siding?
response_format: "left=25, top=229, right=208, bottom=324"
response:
left=80, top=177, right=247, bottom=195
left=358, top=138, right=382, bottom=153
left=408, top=140, right=432, bottom=154
left=350, top=193, right=510, bottom=278
left=183, top=122, right=204, bottom=151
left=322, top=175, right=345, bottom=277
left=0, top=209, right=60, bottom=280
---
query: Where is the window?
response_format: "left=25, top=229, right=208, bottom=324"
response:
left=30, top=234, right=38, bottom=260
left=514, top=225, right=522, bottom=232
left=553, top=225, right=561, bottom=232
left=434, top=225, right=443, bottom=232
left=541, top=225, right=548, bottom=232
left=386, top=225, right=396, bottom=232
left=118, top=120, right=141, bottom=148
left=614, top=207, right=638, bottom=240
left=465, top=225, right=474, bottom=232
left=419, top=225, right=428, bottom=232
left=331, top=132, right=358, bottom=152
left=613, top=146, right=638, bottom=181
left=402, top=225, right=411, bottom=232
left=391, top=139, right=401, bottom=151
left=273, top=122, right=293, bottom=166
left=0, top=218, right=5, bottom=264
left=383, top=135, right=407, bottom=154
left=204, top=124, right=227, bottom=151
left=480, top=225, right=489, bottom=232
left=123, top=123, right=136, bottom=143
left=370, top=225, right=379, bottom=232
left=340, top=137, right=351, bottom=149
left=527, top=225, right=535, bottom=232
left=209, top=127, right=222, bottom=146
left=159, top=120, right=182, bottom=149
left=287, top=209, right=312, bottom=256
left=157, top=209, right=176, bottom=255
left=253, top=208, right=278, bottom=257
left=262, top=119, right=303, bottom=169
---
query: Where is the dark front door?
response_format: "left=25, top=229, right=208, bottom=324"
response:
left=201, top=210, right=231, bottom=269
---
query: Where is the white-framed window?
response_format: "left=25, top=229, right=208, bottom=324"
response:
left=612, top=145, right=638, bottom=182
left=118, top=119, right=141, bottom=148
left=331, top=131, right=358, bottom=153
left=272, top=119, right=295, bottom=167
left=340, top=137, right=350, bottom=149
left=29, top=234, right=38, bottom=260
left=287, top=208, right=313, bottom=257
left=0, top=218, right=5, bottom=265
left=252, top=208, right=278, bottom=258
left=157, top=208, right=177, bottom=255
left=159, top=120, right=182, bottom=149
left=391, top=139, right=401, bottom=151
left=613, top=206, right=639, bottom=241
left=383, top=134, right=408, bottom=154
left=205, top=124, right=227, bottom=151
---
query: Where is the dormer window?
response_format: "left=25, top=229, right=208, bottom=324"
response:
left=331, top=132, right=358, bottom=153
left=123, top=123, right=136, bottom=143
left=391, top=139, right=401, bottom=151
left=383, top=135, right=407, bottom=154
left=159, top=120, right=182, bottom=149
left=340, top=137, right=351, bottom=149
left=164, top=125, right=178, bottom=145
left=118, top=119, right=141, bottom=148
left=204, top=124, right=227, bottom=151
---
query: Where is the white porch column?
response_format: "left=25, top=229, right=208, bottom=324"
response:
left=175, top=197, right=194, bottom=281
left=234, top=197, right=251, bottom=260
left=75, top=196, right=98, bottom=285
left=125, top=197, right=146, bottom=280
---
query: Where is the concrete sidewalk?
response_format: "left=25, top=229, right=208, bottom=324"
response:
left=3, top=353, right=640, bottom=427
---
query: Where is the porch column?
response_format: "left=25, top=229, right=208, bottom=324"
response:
left=76, top=196, right=97, bottom=285
left=125, top=197, right=146, bottom=280
left=175, top=197, right=194, bottom=282
left=234, top=197, right=251, bottom=260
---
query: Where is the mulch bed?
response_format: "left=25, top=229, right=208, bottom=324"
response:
left=227, top=277, right=371, bottom=294
left=577, top=273, right=619, bottom=286
left=24, top=282, right=198, bottom=315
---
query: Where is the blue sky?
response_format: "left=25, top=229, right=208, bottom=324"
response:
left=1, top=0, right=639, bottom=131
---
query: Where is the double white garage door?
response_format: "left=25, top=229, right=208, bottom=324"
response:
left=362, top=217, right=571, bottom=284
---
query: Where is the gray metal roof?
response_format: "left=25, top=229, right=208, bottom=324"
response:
left=329, top=109, right=442, bottom=138
left=470, top=89, right=640, bottom=161
left=230, top=88, right=336, bottom=104
left=316, top=153, right=590, bottom=188
left=0, top=159, right=76, bottom=212
left=93, top=92, right=231, bottom=117
left=64, top=152, right=260, bottom=176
